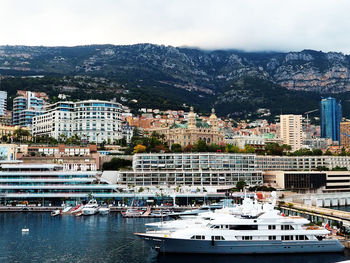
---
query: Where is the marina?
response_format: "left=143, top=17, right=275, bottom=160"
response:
left=0, top=212, right=348, bottom=263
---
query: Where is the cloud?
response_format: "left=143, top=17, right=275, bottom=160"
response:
left=0, top=0, right=349, bottom=53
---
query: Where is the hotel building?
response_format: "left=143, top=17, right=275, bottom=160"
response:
left=279, top=114, right=303, bottom=151
left=32, top=100, right=123, bottom=143
left=12, top=91, right=44, bottom=127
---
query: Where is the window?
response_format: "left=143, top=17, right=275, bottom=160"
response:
left=281, top=225, right=294, bottom=230
left=268, top=225, right=276, bottom=230
left=281, top=235, right=293, bottom=241
left=268, top=236, right=276, bottom=240
left=228, top=225, right=258, bottom=230
left=191, top=235, right=205, bottom=240
left=242, top=236, right=253, bottom=240
left=296, top=235, right=308, bottom=240
left=213, top=236, right=225, bottom=240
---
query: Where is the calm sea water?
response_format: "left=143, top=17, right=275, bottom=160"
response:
left=0, top=212, right=349, bottom=263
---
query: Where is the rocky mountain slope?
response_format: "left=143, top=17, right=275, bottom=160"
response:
left=0, top=44, right=349, bottom=117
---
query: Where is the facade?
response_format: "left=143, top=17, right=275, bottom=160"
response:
left=0, top=91, right=7, bottom=116
left=12, top=91, right=44, bottom=127
left=340, top=122, right=350, bottom=149
left=320, top=97, right=342, bottom=143
left=264, top=170, right=350, bottom=192
left=279, top=114, right=303, bottom=151
left=32, top=100, right=123, bottom=143
left=149, top=108, right=224, bottom=147
left=118, top=153, right=263, bottom=188
left=0, top=164, right=119, bottom=205
left=225, top=135, right=265, bottom=149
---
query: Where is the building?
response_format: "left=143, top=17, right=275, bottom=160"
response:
left=320, top=97, right=342, bottom=143
left=32, top=100, right=123, bottom=143
left=225, top=135, right=265, bottom=150
left=279, top=114, right=303, bottom=151
left=0, top=164, right=119, bottom=205
left=149, top=107, right=224, bottom=147
left=0, top=91, right=7, bottom=116
left=264, top=170, right=350, bottom=192
left=12, top=91, right=44, bottom=127
left=117, top=153, right=263, bottom=188
left=340, top=122, right=350, bottom=149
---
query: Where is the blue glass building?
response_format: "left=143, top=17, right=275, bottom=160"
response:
left=320, top=97, right=342, bottom=142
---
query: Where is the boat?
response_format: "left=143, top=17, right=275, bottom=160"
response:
left=22, top=227, right=29, bottom=233
left=71, top=204, right=83, bottom=214
left=82, top=199, right=99, bottom=216
left=168, top=205, right=211, bottom=219
left=51, top=209, right=61, bottom=217
left=98, top=205, right=110, bottom=215
left=136, top=209, right=344, bottom=254
left=149, top=209, right=172, bottom=218
left=61, top=206, right=73, bottom=215
left=122, top=208, right=144, bottom=218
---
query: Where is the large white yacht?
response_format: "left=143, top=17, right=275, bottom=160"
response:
left=136, top=193, right=344, bottom=254
left=136, top=209, right=344, bottom=254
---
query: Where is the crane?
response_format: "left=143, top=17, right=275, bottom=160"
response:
left=304, top=109, right=319, bottom=137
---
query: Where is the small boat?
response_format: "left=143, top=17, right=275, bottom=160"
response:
left=82, top=199, right=99, bottom=216
left=75, top=211, right=83, bottom=217
left=51, top=210, right=61, bottom=217
left=61, top=206, right=73, bottom=215
left=150, top=209, right=171, bottom=218
left=71, top=204, right=83, bottom=214
left=21, top=227, right=29, bottom=233
left=98, top=205, right=110, bottom=215
left=168, top=205, right=210, bottom=219
left=122, top=208, right=144, bottom=218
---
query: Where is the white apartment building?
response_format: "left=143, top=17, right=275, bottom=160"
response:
left=0, top=91, right=7, bottom=116
left=280, top=114, right=303, bottom=151
left=32, top=100, right=123, bottom=143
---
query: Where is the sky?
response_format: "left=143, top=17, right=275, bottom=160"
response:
left=0, top=0, right=349, bottom=53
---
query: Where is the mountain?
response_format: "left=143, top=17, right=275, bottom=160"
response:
left=1, top=44, right=350, bottom=118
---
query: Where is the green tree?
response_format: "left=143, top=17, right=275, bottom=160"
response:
left=236, top=180, right=246, bottom=191
left=171, top=143, right=182, bottom=153
left=193, top=140, right=208, bottom=152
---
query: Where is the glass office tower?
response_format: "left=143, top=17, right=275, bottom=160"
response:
left=320, top=97, right=342, bottom=143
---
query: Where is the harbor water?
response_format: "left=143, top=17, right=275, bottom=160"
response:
left=0, top=212, right=349, bottom=263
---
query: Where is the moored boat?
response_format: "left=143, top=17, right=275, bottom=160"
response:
left=122, top=208, right=144, bottom=218
left=51, top=209, right=61, bottom=217
left=82, top=199, right=99, bottom=216
left=98, top=205, right=110, bottom=215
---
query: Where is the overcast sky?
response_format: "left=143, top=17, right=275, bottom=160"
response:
left=1, top=0, right=349, bottom=53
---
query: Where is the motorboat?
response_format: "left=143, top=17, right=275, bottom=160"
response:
left=122, top=208, right=144, bottom=218
left=168, top=205, right=211, bottom=219
left=51, top=209, right=61, bottom=217
left=82, top=199, right=99, bottom=216
left=150, top=209, right=172, bottom=218
left=136, top=209, right=344, bottom=254
left=98, top=205, right=110, bottom=215
left=61, top=206, right=73, bottom=215
left=71, top=204, right=83, bottom=214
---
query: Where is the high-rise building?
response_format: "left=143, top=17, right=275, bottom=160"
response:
left=32, top=100, right=123, bottom=143
left=12, top=91, right=44, bottom=127
left=320, top=97, right=342, bottom=143
left=279, top=114, right=303, bottom=151
left=0, top=91, right=7, bottom=116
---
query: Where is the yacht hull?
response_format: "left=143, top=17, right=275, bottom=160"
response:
left=136, top=235, right=344, bottom=254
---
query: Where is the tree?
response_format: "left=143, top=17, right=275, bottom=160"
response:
left=134, top=144, right=146, bottom=153
left=102, top=157, right=132, bottom=170
left=193, top=140, right=208, bottom=152
left=171, top=143, right=182, bottom=153
left=226, top=144, right=240, bottom=153
left=244, top=145, right=255, bottom=153
left=236, top=180, right=246, bottom=191
left=13, top=128, right=31, bottom=142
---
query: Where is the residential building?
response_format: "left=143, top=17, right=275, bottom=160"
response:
left=279, top=114, right=303, bottom=151
left=320, top=97, right=342, bottom=143
left=0, top=91, right=7, bottom=116
left=32, top=100, right=123, bottom=143
left=340, top=121, right=350, bottom=149
left=12, top=91, right=44, bottom=127
left=149, top=107, right=224, bottom=147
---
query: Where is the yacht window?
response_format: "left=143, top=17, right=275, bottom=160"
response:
left=229, top=225, right=258, bottom=230
left=214, top=225, right=220, bottom=229
left=193, top=235, right=205, bottom=240
left=268, top=236, right=276, bottom=240
left=268, top=225, right=276, bottom=230
left=242, top=236, right=253, bottom=240
left=281, top=225, right=294, bottom=230
left=296, top=235, right=308, bottom=240
left=213, top=236, right=225, bottom=240
left=281, top=235, right=294, bottom=241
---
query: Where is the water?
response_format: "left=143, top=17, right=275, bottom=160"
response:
left=0, top=212, right=349, bottom=263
